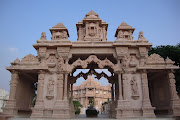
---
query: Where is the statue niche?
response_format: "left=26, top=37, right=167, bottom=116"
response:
left=47, top=55, right=56, bottom=68
left=46, top=77, right=55, bottom=100
left=52, top=31, right=68, bottom=40
left=88, top=23, right=97, bottom=37
left=129, top=56, right=138, bottom=67
left=131, top=76, right=139, bottom=100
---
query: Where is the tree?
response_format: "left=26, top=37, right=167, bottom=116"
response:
left=73, top=100, right=82, bottom=115
left=148, top=43, right=180, bottom=94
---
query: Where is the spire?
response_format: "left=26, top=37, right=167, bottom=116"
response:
left=86, top=10, right=98, bottom=17
left=52, top=22, right=67, bottom=29
left=115, top=21, right=135, bottom=39
left=49, top=22, right=69, bottom=39
left=117, top=22, right=133, bottom=29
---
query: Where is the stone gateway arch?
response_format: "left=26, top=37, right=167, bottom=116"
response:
left=2, top=11, right=180, bottom=119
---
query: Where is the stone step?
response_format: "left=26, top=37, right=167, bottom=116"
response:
left=7, top=118, right=176, bottom=120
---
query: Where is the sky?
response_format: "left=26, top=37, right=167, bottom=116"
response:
left=0, top=0, right=179, bottom=91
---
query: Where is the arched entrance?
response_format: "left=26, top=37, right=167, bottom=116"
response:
left=67, top=54, right=119, bottom=118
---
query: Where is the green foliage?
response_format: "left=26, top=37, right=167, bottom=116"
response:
left=89, top=98, right=95, bottom=107
left=73, top=100, right=82, bottom=115
left=149, top=43, right=180, bottom=94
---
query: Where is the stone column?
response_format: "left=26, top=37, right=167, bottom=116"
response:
left=168, top=71, right=180, bottom=116
left=3, top=70, right=19, bottom=115
left=57, top=73, right=64, bottom=101
left=118, top=73, right=123, bottom=100
left=141, top=71, right=155, bottom=117
left=64, top=73, right=68, bottom=100
left=121, top=73, right=134, bottom=117
left=31, top=70, right=45, bottom=118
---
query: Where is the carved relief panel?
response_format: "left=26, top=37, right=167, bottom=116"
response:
left=131, top=76, right=139, bottom=100
left=47, top=55, right=56, bottom=68
left=46, top=77, right=55, bottom=100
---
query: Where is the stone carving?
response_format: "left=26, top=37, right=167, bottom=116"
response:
left=131, top=76, right=139, bottom=100
left=129, top=56, right=138, bottom=67
left=47, top=56, right=56, bottom=68
left=38, top=47, right=47, bottom=59
left=139, top=47, right=147, bottom=57
left=76, top=10, right=108, bottom=41
left=52, top=31, right=68, bottom=40
left=46, top=77, right=54, bottom=100
left=57, top=74, right=64, bottom=87
left=138, top=31, right=146, bottom=41
left=115, top=22, right=135, bottom=41
left=122, top=56, right=128, bottom=69
left=146, top=53, right=165, bottom=64
left=69, top=69, right=112, bottom=83
left=40, top=32, right=47, bottom=40
left=21, top=54, right=39, bottom=63
left=10, top=71, right=19, bottom=86
left=50, top=22, right=69, bottom=41
left=69, top=55, right=118, bottom=72
left=117, top=30, right=123, bottom=39
left=58, top=56, right=64, bottom=71
left=38, top=71, right=45, bottom=86
left=139, top=58, right=146, bottom=66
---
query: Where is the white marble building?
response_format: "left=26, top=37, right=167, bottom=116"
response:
left=0, top=88, right=9, bottom=113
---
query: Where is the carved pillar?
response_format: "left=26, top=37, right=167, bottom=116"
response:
left=64, top=73, right=68, bottom=100
left=3, top=70, right=19, bottom=115
left=121, top=73, right=134, bottom=117
left=168, top=71, right=180, bottom=116
left=31, top=70, right=45, bottom=118
left=57, top=73, right=64, bottom=100
left=141, top=70, right=155, bottom=117
left=118, top=73, right=123, bottom=100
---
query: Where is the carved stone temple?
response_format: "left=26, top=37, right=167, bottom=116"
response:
left=73, top=75, right=111, bottom=114
left=2, top=10, right=180, bottom=119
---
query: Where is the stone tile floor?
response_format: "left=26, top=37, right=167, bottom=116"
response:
left=0, top=113, right=178, bottom=120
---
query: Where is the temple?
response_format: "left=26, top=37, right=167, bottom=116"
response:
left=73, top=75, right=111, bottom=114
left=2, top=10, right=180, bottom=119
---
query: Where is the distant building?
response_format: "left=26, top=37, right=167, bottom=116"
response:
left=73, top=75, right=111, bottom=114
left=0, top=88, right=9, bottom=113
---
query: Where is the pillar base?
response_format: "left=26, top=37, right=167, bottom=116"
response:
left=169, top=99, right=180, bottom=116
left=30, top=100, right=44, bottom=118
left=52, top=100, right=70, bottom=119
left=30, top=107, right=44, bottom=118
left=116, top=100, right=134, bottom=118
left=142, top=107, right=155, bottom=117
left=2, top=99, right=17, bottom=116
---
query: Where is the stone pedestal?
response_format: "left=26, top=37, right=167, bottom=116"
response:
left=52, top=100, right=70, bottom=119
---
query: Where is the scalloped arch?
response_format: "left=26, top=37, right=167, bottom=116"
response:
left=69, top=55, right=118, bottom=72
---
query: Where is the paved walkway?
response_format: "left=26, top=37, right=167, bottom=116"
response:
left=74, top=114, right=112, bottom=119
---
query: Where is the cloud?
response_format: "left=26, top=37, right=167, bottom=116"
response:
left=0, top=68, right=2, bottom=71
left=8, top=47, right=18, bottom=53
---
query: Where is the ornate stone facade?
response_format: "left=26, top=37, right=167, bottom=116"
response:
left=73, top=75, right=111, bottom=114
left=2, top=11, right=180, bottom=119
